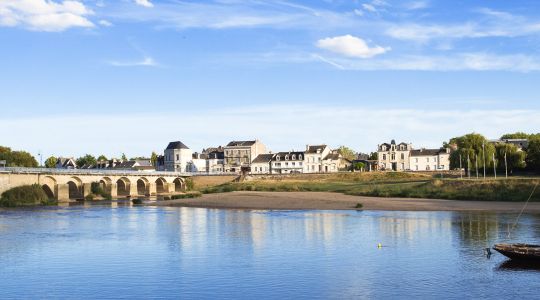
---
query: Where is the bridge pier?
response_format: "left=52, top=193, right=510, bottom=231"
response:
left=83, top=183, right=93, bottom=199
left=110, top=183, right=118, bottom=199
left=57, top=183, right=70, bottom=203
left=129, top=182, right=138, bottom=198
left=148, top=182, right=157, bottom=196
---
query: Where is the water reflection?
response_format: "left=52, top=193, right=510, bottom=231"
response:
left=1, top=207, right=540, bottom=299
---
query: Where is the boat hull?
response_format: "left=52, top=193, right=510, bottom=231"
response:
left=493, top=243, right=540, bottom=262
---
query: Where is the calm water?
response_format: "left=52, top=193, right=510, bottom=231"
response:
left=1, top=205, right=540, bottom=299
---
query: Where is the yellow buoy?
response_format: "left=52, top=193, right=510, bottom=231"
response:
left=377, top=243, right=382, bottom=248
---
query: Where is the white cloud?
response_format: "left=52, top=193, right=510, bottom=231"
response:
left=134, top=0, right=153, bottom=8
left=107, top=56, right=157, bottom=67
left=362, top=4, right=377, bottom=12
left=0, top=0, right=94, bottom=31
left=316, top=35, right=389, bottom=58
left=98, top=19, right=112, bottom=26
left=405, top=1, right=429, bottom=10
left=2, top=106, right=539, bottom=158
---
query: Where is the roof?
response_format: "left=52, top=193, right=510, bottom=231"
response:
left=226, top=141, right=256, bottom=147
left=272, top=151, right=304, bottom=161
left=324, top=153, right=341, bottom=160
left=410, top=148, right=447, bottom=156
left=166, top=141, right=190, bottom=150
left=252, top=153, right=275, bottom=163
left=306, top=145, right=327, bottom=154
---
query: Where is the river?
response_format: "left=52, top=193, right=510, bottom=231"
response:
left=1, top=204, right=540, bottom=299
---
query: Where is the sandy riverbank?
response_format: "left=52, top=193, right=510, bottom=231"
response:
left=152, top=191, right=540, bottom=212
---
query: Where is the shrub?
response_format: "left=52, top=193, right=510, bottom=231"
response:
left=0, top=184, right=57, bottom=207
left=355, top=203, right=363, bottom=209
left=132, top=198, right=143, bottom=204
left=171, top=192, right=202, bottom=200
left=85, top=194, right=95, bottom=201
left=185, top=178, right=194, bottom=191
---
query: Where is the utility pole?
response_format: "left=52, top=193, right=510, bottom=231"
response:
left=475, top=153, right=479, bottom=179
left=482, top=142, right=486, bottom=179
left=459, top=154, right=463, bottom=179
left=492, top=152, right=497, bottom=179
left=467, top=153, right=471, bottom=179
left=504, top=151, right=508, bottom=178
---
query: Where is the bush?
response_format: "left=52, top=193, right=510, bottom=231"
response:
left=85, top=194, right=95, bottom=201
left=170, top=192, right=202, bottom=200
left=185, top=178, right=195, bottom=191
left=355, top=203, right=363, bottom=209
left=0, top=184, right=57, bottom=207
left=132, top=198, right=143, bottom=205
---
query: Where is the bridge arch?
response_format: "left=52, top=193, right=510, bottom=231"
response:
left=155, top=177, right=168, bottom=194
left=67, top=176, right=83, bottom=200
left=40, top=176, right=57, bottom=200
left=116, top=177, right=131, bottom=197
left=173, top=177, right=185, bottom=192
left=99, top=177, right=113, bottom=193
left=136, top=177, right=149, bottom=196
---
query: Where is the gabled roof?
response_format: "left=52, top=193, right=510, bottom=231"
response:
left=306, top=145, right=327, bottom=154
left=272, top=151, right=304, bottom=161
left=252, top=153, right=275, bottom=163
left=166, top=141, right=190, bottom=150
left=324, top=153, right=341, bottom=160
left=410, top=148, right=447, bottom=156
left=226, top=141, right=256, bottom=147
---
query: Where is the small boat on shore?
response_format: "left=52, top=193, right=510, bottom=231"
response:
left=493, top=244, right=540, bottom=262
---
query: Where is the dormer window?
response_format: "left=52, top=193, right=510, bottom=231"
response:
left=299, top=154, right=303, bottom=160
left=276, top=155, right=280, bottom=161
left=285, top=155, right=289, bottom=160
left=292, top=154, right=296, bottom=160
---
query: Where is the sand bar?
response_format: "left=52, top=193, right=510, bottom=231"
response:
left=152, top=191, right=540, bottom=212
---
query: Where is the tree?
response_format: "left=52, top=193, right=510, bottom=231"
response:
left=368, top=152, right=378, bottom=160
left=97, top=155, right=108, bottom=161
left=353, top=162, right=365, bottom=171
left=151, top=151, right=158, bottom=166
left=494, top=143, right=526, bottom=174
left=501, top=132, right=530, bottom=139
left=121, top=153, right=127, bottom=160
left=337, top=146, right=357, bottom=161
left=76, top=154, right=97, bottom=168
left=0, top=146, right=38, bottom=167
left=44, top=156, right=57, bottom=168
left=448, top=133, right=495, bottom=174
left=526, top=137, right=540, bottom=173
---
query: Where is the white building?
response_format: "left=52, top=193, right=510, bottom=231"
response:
left=377, top=140, right=413, bottom=171
left=304, top=145, right=330, bottom=173
left=188, top=153, right=208, bottom=173
left=409, top=148, right=451, bottom=171
left=164, top=141, right=193, bottom=172
left=251, top=154, right=274, bottom=174
left=271, top=151, right=304, bottom=174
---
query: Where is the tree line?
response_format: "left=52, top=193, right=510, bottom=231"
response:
left=447, top=132, right=540, bottom=175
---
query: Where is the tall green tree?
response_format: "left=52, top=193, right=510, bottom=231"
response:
left=151, top=151, right=158, bottom=166
left=76, top=154, right=97, bottom=167
left=494, top=143, right=526, bottom=174
left=337, top=146, right=357, bottom=161
left=501, top=132, right=530, bottom=139
left=0, top=146, right=38, bottom=167
left=448, top=133, right=495, bottom=174
left=121, top=153, right=127, bottom=160
left=97, top=155, right=108, bottom=161
left=368, top=152, right=378, bottom=160
left=526, top=137, right=540, bottom=172
left=44, top=156, right=57, bottom=168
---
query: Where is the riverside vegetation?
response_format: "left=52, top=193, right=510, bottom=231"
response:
left=201, top=172, right=540, bottom=202
left=0, top=184, right=57, bottom=207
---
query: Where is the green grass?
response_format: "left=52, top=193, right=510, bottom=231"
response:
left=170, top=192, right=202, bottom=200
left=200, top=173, right=540, bottom=202
left=0, top=184, right=58, bottom=207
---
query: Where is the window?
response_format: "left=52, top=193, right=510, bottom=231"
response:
left=391, top=154, right=395, bottom=160
left=285, top=155, right=289, bottom=160
left=426, top=157, right=429, bottom=162
left=401, top=153, right=404, bottom=160
left=415, top=165, right=418, bottom=171
left=292, top=154, right=296, bottom=160
left=383, top=154, right=386, bottom=160
left=318, top=158, right=321, bottom=162
left=415, top=158, right=418, bottom=163
left=292, top=162, right=296, bottom=166
left=299, top=155, right=303, bottom=160
left=299, top=162, right=303, bottom=166
left=276, top=155, right=280, bottom=161
left=285, top=162, right=289, bottom=166
left=176, top=154, right=179, bottom=160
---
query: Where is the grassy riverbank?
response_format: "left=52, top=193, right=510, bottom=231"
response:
left=200, top=172, right=540, bottom=202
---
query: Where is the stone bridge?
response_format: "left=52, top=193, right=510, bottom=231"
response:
left=0, top=168, right=193, bottom=203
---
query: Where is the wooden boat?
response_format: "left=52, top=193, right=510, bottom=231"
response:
left=493, top=244, right=540, bottom=262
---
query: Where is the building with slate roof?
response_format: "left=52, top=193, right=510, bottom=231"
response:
left=163, top=140, right=193, bottom=172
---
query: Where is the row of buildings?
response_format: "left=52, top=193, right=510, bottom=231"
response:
left=59, top=137, right=530, bottom=174
left=156, top=140, right=350, bottom=174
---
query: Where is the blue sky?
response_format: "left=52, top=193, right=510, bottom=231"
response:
left=1, top=0, right=540, bottom=159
